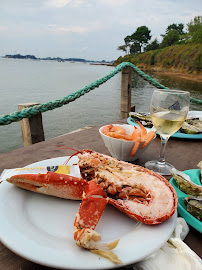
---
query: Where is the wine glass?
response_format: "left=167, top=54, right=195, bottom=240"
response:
left=145, top=89, right=190, bottom=175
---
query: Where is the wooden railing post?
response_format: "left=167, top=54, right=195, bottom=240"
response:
left=18, top=103, right=45, bottom=146
left=121, top=67, right=132, bottom=119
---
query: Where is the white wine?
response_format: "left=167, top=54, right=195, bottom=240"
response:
left=146, top=89, right=190, bottom=175
left=151, top=111, right=186, bottom=137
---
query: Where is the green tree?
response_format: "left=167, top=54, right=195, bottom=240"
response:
left=117, top=45, right=127, bottom=54
left=117, top=35, right=132, bottom=54
left=192, top=27, right=202, bottom=43
left=124, top=35, right=132, bottom=53
left=130, top=42, right=141, bottom=54
left=117, top=26, right=151, bottom=54
left=187, top=16, right=202, bottom=36
left=166, top=23, right=186, bottom=35
left=144, top=38, right=160, bottom=52
left=161, top=23, right=186, bottom=44
left=186, top=16, right=202, bottom=43
left=130, top=26, right=151, bottom=53
left=160, top=29, right=180, bottom=48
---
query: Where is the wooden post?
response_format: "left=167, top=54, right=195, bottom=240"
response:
left=121, top=67, right=132, bottom=119
left=18, top=103, right=45, bottom=146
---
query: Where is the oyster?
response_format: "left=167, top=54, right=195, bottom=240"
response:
left=130, top=112, right=202, bottom=134
left=180, top=117, right=202, bottom=134
left=180, top=122, right=200, bottom=134
left=171, top=168, right=202, bottom=196
left=184, top=196, right=202, bottom=220
left=129, top=112, right=153, bottom=128
left=198, top=161, right=202, bottom=184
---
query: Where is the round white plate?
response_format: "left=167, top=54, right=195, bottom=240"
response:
left=0, top=157, right=177, bottom=269
left=187, top=111, right=202, bottom=119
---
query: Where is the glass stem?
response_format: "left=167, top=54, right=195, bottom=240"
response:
left=158, top=136, right=169, bottom=164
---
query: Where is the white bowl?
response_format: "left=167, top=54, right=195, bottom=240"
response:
left=99, top=124, right=155, bottom=161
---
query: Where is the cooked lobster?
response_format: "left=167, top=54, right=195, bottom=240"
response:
left=7, top=150, right=178, bottom=263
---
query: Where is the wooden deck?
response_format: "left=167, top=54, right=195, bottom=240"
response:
left=0, top=119, right=201, bottom=269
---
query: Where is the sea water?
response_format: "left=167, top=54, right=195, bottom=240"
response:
left=0, top=58, right=201, bottom=153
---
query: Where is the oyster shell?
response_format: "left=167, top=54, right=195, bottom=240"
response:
left=197, top=161, right=202, bottom=184
left=184, top=196, right=202, bottom=220
left=129, top=112, right=153, bottom=128
left=130, top=112, right=202, bottom=134
left=180, top=122, right=199, bottom=134
left=171, top=168, right=202, bottom=196
left=180, top=118, right=202, bottom=134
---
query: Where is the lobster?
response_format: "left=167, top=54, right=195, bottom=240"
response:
left=7, top=150, right=178, bottom=263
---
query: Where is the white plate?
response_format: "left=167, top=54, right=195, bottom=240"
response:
left=187, top=110, right=202, bottom=119
left=0, top=157, right=177, bottom=269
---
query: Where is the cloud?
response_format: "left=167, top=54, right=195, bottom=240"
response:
left=0, top=25, right=8, bottom=31
left=44, top=0, right=71, bottom=8
left=0, top=0, right=201, bottom=60
left=100, top=0, right=129, bottom=7
left=44, top=0, right=84, bottom=8
left=81, top=46, right=88, bottom=51
left=48, top=24, right=88, bottom=33
left=48, top=23, right=100, bottom=34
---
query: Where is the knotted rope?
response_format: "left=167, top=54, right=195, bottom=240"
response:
left=0, top=62, right=201, bottom=125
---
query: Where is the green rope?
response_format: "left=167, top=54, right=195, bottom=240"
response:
left=0, top=62, right=201, bottom=126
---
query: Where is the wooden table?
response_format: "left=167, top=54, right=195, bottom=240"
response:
left=0, top=120, right=202, bottom=269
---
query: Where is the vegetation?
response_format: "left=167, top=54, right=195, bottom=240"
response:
left=3, top=54, right=112, bottom=64
left=118, top=26, right=151, bottom=54
left=116, top=16, right=202, bottom=74
left=5, top=54, right=37, bottom=60
left=115, top=44, right=202, bottom=74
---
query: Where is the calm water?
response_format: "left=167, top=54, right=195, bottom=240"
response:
left=0, top=58, right=202, bottom=153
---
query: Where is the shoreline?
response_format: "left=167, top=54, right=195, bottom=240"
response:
left=138, top=67, right=202, bottom=83
left=113, top=63, right=202, bottom=83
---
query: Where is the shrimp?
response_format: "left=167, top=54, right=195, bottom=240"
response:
left=103, top=124, right=133, bottom=141
left=103, top=125, right=126, bottom=136
left=137, top=121, right=156, bottom=149
left=130, top=126, right=141, bottom=157
left=102, top=123, right=156, bottom=156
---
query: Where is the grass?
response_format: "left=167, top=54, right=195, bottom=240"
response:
left=115, top=44, right=202, bottom=74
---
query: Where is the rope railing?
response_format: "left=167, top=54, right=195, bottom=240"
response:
left=0, top=62, right=201, bottom=126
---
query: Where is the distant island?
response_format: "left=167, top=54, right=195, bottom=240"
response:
left=3, top=54, right=114, bottom=65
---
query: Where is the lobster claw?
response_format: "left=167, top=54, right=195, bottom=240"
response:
left=73, top=180, right=123, bottom=264
left=7, top=172, right=88, bottom=200
left=74, top=180, right=108, bottom=249
left=75, top=180, right=108, bottom=230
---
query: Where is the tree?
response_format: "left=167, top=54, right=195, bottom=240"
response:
left=160, top=29, right=180, bottom=48
left=117, top=45, right=127, bottom=54
left=124, top=35, right=132, bottom=53
left=186, top=16, right=202, bottom=43
left=117, top=26, right=151, bottom=54
left=166, top=23, right=186, bottom=35
left=130, top=26, right=151, bottom=53
left=161, top=23, right=186, bottom=44
left=117, top=35, right=132, bottom=54
left=192, top=27, right=202, bottom=43
left=130, top=42, right=141, bottom=54
left=187, top=16, right=202, bottom=36
left=144, top=38, right=160, bottom=52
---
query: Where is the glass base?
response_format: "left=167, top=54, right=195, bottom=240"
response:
left=145, top=160, right=174, bottom=176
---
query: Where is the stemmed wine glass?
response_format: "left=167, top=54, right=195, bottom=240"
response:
left=145, top=89, right=190, bottom=175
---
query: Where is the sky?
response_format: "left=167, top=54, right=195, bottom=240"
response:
left=0, top=0, right=201, bottom=61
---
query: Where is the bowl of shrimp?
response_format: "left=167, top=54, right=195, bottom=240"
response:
left=99, top=123, right=156, bottom=161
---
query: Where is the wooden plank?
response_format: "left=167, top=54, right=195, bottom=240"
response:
left=18, top=103, right=45, bottom=146
left=121, top=67, right=132, bottom=119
